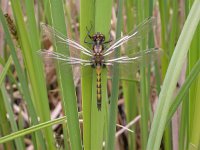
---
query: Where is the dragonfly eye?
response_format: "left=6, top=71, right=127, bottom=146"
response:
left=99, top=34, right=105, bottom=42
left=102, top=36, right=105, bottom=41
left=92, top=35, right=97, bottom=41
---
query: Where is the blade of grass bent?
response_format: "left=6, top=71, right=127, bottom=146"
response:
left=48, top=1, right=82, bottom=149
left=159, top=1, right=180, bottom=149
left=147, top=1, right=200, bottom=149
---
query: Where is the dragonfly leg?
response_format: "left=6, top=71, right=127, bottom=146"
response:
left=103, top=35, right=112, bottom=49
left=86, top=25, right=92, bottom=35
left=84, top=32, right=93, bottom=45
left=84, top=24, right=94, bottom=44
left=103, top=39, right=112, bottom=46
left=103, top=33, right=113, bottom=44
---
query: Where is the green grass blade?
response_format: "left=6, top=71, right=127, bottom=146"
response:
left=0, top=85, right=24, bottom=150
left=147, top=1, right=200, bottom=149
left=9, top=1, right=56, bottom=149
left=89, top=0, right=113, bottom=149
left=0, top=56, right=12, bottom=86
left=80, top=0, right=94, bottom=149
left=189, top=78, right=200, bottom=149
left=107, top=0, right=123, bottom=149
left=123, top=0, right=137, bottom=149
left=179, top=94, right=189, bottom=150
left=0, top=56, right=22, bottom=94
left=188, top=0, right=200, bottom=148
left=158, top=0, right=172, bottom=149
left=0, top=117, right=66, bottom=144
left=48, top=1, right=82, bottom=149
left=0, top=82, right=15, bottom=150
left=137, top=1, right=153, bottom=148
left=158, top=0, right=169, bottom=77
left=189, top=37, right=200, bottom=149
left=167, top=59, right=200, bottom=123
left=0, top=7, right=47, bottom=149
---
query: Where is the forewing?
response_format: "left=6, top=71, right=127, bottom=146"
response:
left=38, top=48, right=94, bottom=86
left=39, top=23, right=95, bottom=84
left=104, top=17, right=156, bottom=59
left=41, top=23, right=93, bottom=58
left=38, top=49, right=92, bottom=65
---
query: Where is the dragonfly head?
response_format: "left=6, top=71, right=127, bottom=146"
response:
left=92, top=32, right=105, bottom=44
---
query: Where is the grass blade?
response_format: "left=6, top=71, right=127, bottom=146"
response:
left=0, top=77, right=15, bottom=150
left=188, top=0, right=200, bottom=148
left=48, top=1, right=82, bottom=149
left=0, top=117, right=66, bottom=144
left=107, top=0, right=123, bottom=149
left=0, top=56, right=12, bottom=86
left=80, top=0, right=94, bottom=149
left=147, top=1, right=200, bottom=149
left=9, top=0, right=56, bottom=148
left=123, top=0, right=137, bottom=149
left=166, top=58, right=200, bottom=123
left=0, top=85, right=24, bottom=150
left=0, top=7, right=47, bottom=149
left=90, top=0, right=113, bottom=149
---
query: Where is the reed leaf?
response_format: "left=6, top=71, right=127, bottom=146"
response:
left=47, top=1, right=82, bottom=149
left=147, top=1, right=200, bottom=149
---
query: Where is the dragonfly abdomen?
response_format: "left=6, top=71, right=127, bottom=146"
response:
left=96, top=67, right=102, bottom=111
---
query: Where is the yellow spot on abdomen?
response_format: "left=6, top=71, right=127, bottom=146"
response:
left=96, top=67, right=102, bottom=110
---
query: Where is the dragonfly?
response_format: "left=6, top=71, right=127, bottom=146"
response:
left=39, top=17, right=161, bottom=111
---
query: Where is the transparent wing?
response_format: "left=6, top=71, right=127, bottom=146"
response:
left=106, top=48, right=162, bottom=81
left=41, top=23, right=93, bottom=58
left=104, top=17, right=156, bottom=59
left=38, top=49, right=93, bottom=66
left=39, top=23, right=94, bottom=84
left=38, top=49, right=94, bottom=86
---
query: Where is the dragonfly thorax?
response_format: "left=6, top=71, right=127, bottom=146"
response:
left=91, top=52, right=105, bottom=68
left=93, top=44, right=104, bottom=53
